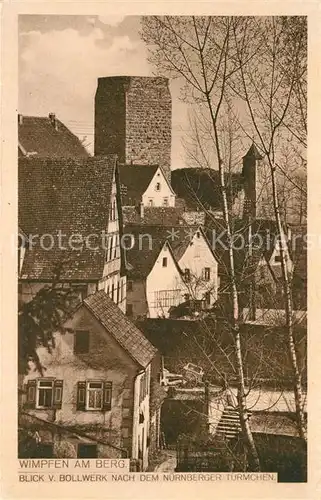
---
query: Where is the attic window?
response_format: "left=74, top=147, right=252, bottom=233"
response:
left=162, top=257, right=167, bottom=267
left=274, top=255, right=282, bottom=263
left=155, top=183, right=161, bottom=192
left=74, top=330, right=89, bottom=354
left=196, top=231, right=200, bottom=238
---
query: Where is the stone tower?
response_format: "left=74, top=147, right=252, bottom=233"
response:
left=242, top=143, right=273, bottom=220
left=94, top=76, right=172, bottom=181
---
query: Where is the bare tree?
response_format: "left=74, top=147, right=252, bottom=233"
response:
left=229, top=16, right=307, bottom=440
left=142, top=15, right=261, bottom=470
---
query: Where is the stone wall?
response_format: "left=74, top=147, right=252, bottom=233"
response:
left=95, top=76, right=172, bottom=181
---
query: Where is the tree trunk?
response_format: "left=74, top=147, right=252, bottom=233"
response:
left=218, top=159, right=261, bottom=471
left=270, top=163, right=307, bottom=440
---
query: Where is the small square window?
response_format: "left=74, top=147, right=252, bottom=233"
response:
left=274, top=255, right=282, bottom=263
left=162, top=257, right=167, bottom=267
left=75, top=330, right=89, bottom=354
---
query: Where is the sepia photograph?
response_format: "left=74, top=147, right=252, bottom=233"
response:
left=16, top=13, right=307, bottom=483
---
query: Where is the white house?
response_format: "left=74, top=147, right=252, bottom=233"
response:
left=146, top=241, right=184, bottom=318
left=125, top=225, right=219, bottom=319
left=176, top=227, right=219, bottom=307
left=119, top=164, right=176, bottom=208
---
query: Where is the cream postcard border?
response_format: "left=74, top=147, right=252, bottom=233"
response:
left=1, top=2, right=320, bottom=498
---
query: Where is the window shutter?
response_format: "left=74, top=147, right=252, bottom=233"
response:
left=53, top=380, right=63, bottom=409
left=25, top=380, right=36, bottom=408
left=103, top=382, right=112, bottom=411
left=77, top=381, right=86, bottom=411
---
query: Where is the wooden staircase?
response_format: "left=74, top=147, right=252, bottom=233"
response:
left=215, top=406, right=252, bottom=441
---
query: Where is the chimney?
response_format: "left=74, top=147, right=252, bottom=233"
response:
left=49, top=113, right=58, bottom=131
left=18, top=114, right=23, bottom=125
left=139, top=201, right=144, bottom=219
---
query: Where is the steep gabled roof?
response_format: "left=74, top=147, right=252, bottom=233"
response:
left=18, top=115, right=89, bottom=158
left=19, top=156, right=117, bottom=280
left=84, top=290, right=157, bottom=368
left=124, top=224, right=205, bottom=280
left=118, top=164, right=166, bottom=205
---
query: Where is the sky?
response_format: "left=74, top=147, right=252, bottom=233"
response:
left=19, top=15, right=188, bottom=168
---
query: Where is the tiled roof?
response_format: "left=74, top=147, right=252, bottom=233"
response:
left=84, top=290, right=157, bottom=368
left=118, top=164, right=159, bottom=205
left=122, top=206, right=185, bottom=226
left=18, top=115, right=89, bottom=158
left=124, top=224, right=201, bottom=280
left=19, top=156, right=117, bottom=280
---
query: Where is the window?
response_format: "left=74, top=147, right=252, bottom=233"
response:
left=163, top=197, right=169, bottom=207
left=274, top=255, right=282, bottom=263
left=25, top=379, right=63, bottom=410
left=184, top=268, right=191, bottom=281
left=77, top=444, right=97, bottom=458
left=204, top=268, right=211, bottom=281
left=74, top=330, right=89, bottom=354
left=87, top=382, right=103, bottom=410
left=116, top=282, right=120, bottom=304
left=38, top=380, right=54, bottom=408
left=114, top=234, right=119, bottom=259
left=127, top=280, right=133, bottom=292
left=77, top=381, right=112, bottom=411
left=111, top=283, right=115, bottom=302
left=126, top=304, right=133, bottom=316
left=148, top=199, right=154, bottom=207
left=110, top=198, right=117, bottom=221
left=162, top=257, right=167, bottom=267
left=196, top=231, right=200, bottom=238
left=109, top=236, right=113, bottom=261
left=155, top=182, right=161, bottom=192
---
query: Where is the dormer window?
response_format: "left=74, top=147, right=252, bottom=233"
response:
left=155, top=183, right=161, bottom=192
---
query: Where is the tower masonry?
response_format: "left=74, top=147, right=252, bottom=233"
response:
left=95, top=76, right=172, bottom=181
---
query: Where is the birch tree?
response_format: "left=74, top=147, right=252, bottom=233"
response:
left=142, top=15, right=261, bottom=470
left=229, top=16, right=307, bottom=440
